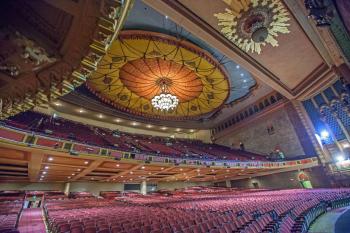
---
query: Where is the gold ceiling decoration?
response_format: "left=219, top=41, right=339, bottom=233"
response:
left=214, top=0, right=290, bottom=54
left=87, top=31, right=230, bottom=120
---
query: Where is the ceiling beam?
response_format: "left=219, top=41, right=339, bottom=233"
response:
left=103, top=164, right=144, bottom=181
left=71, top=160, right=104, bottom=181
left=28, top=152, right=44, bottom=182
left=0, top=157, right=28, bottom=165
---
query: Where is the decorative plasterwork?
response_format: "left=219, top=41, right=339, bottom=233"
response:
left=214, top=0, right=290, bottom=54
left=87, top=30, right=230, bottom=120
left=0, top=30, right=56, bottom=77
left=0, top=0, right=133, bottom=120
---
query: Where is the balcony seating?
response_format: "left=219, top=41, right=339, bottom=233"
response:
left=43, top=188, right=350, bottom=233
left=4, top=111, right=267, bottom=161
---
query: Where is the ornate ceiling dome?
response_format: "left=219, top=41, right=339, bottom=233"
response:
left=87, top=31, right=230, bottom=120
left=119, top=58, right=203, bottom=102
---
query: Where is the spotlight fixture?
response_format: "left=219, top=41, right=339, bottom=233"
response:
left=320, top=130, right=329, bottom=139
left=336, top=155, right=345, bottom=162
left=304, top=0, right=334, bottom=27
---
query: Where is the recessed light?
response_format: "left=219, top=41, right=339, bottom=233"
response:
left=68, top=176, right=71, bottom=179
left=121, top=176, right=124, bottom=178
left=161, top=167, right=164, bottom=170
left=141, top=166, right=145, bottom=169
left=116, top=164, right=120, bottom=167
left=77, top=169, right=81, bottom=171
left=189, top=129, right=194, bottom=133
left=42, top=171, right=47, bottom=174
left=115, top=118, right=121, bottom=123
left=45, top=166, right=49, bottom=169
left=48, top=157, right=53, bottom=161
left=72, top=173, right=75, bottom=176
left=161, top=127, right=167, bottom=130
left=41, top=175, right=44, bottom=178
left=243, top=79, right=247, bottom=83
left=176, top=128, right=181, bottom=132
left=84, top=161, right=89, bottom=164
left=98, top=114, right=104, bottom=119
left=240, top=73, right=244, bottom=77
left=236, top=65, right=240, bottom=69
left=78, top=109, right=85, bottom=113
left=165, top=15, right=168, bottom=19
left=146, top=124, right=153, bottom=128
left=130, top=171, right=133, bottom=174
left=112, top=179, right=115, bottom=181
left=131, top=122, right=138, bottom=126
left=53, top=102, right=62, bottom=106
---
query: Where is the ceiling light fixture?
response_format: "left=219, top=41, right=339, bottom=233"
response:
left=151, top=78, right=179, bottom=111
left=214, top=0, right=290, bottom=54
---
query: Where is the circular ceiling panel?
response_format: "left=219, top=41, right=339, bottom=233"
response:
left=87, top=30, right=230, bottom=120
left=119, top=58, right=203, bottom=102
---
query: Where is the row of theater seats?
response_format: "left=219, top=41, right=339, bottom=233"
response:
left=44, top=188, right=350, bottom=233
left=0, top=191, right=25, bottom=233
left=4, top=111, right=266, bottom=161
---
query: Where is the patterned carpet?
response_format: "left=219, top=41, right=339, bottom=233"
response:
left=18, top=208, right=46, bottom=233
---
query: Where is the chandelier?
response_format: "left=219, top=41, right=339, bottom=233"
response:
left=151, top=78, right=179, bottom=111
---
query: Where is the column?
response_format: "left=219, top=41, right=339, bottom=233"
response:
left=225, top=180, right=232, bottom=188
left=64, top=182, right=70, bottom=196
left=141, top=180, right=147, bottom=195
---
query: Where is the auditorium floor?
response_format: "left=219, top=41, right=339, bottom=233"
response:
left=18, top=208, right=46, bottom=233
left=309, top=206, right=350, bottom=233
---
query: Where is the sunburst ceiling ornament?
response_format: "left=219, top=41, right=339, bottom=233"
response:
left=87, top=31, right=230, bottom=120
left=214, top=0, right=290, bottom=54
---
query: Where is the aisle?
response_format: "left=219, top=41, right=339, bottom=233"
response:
left=309, top=207, right=350, bottom=233
left=335, top=208, right=350, bottom=233
left=18, top=208, right=46, bottom=233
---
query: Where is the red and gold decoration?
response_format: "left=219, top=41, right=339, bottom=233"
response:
left=214, top=0, right=290, bottom=54
left=87, top=31, right=230, bottom=120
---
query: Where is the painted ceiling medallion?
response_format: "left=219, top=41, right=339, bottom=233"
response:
left=87, top=31, right=230, bottom=120
left=214, top=0, right=290, bottom=54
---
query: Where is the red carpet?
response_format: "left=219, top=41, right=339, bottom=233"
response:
left=18, top=208, right=46, bottom=233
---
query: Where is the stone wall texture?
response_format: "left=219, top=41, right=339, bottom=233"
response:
left=216, top=105, right=309, bottom=158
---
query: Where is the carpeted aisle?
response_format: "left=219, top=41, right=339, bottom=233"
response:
left=18, top=208, right=46, bottom=233
left=335, top=208, right=350, bottom=233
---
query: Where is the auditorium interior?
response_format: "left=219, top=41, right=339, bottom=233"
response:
left=0, top=0, right=350, bottom=233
